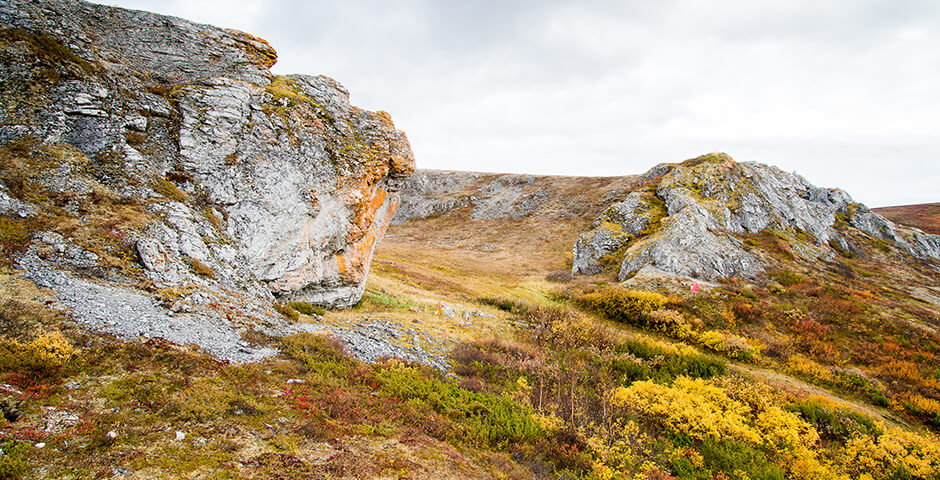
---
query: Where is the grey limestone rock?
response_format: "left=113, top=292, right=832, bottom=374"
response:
left=573, top=153, right=940, bottom=282
left=571, top=191, right=664, bottom=275
left=393, top=170, right=564, bottom=224
left=0, top=0, right=418, bottom=364
left=1, top=0, right=414, bottom=310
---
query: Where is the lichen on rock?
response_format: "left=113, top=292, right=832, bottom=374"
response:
left=573, top=153, right=940, bottom=282
left=0, top=0, right=415, bottom=345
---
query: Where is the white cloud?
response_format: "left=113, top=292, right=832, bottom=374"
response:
left=94, top=0, right=940, bottom=206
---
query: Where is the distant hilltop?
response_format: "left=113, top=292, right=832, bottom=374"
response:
left=390, top=154, right=940, bottom=284
left=572, top=153, right=940, bottom=281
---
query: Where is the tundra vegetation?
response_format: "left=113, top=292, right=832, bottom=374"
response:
left=1, top=135, right=938, bottom=478
left=0, top=2, right=938, bottom=477
left=2, top=234, right=939, bottom=479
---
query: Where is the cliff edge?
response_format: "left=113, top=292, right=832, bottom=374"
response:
left=0, top=0, right=414, bottom=359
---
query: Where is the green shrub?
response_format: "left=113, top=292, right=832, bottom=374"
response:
left=273, top=303, right=299, bottom=321
left=0, top=439, right=29, bottom=479
left=771, top=269, right=804, bottom=287
left=788, top=399, right=880, bottom=443
left=673, top=437, right=785, bottom=480
left=832, top=371, right=889, bottom=407
left=377, top=362, right=541, bottom=448
left=287, top=301, right=325, bottom=316
left=280, top=333, right=349, bottom=371
left=614, top=338, right=726, bottom=381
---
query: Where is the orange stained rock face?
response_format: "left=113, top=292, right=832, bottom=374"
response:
left=335, top=187, right=399, bottom=282
left=225, top=29, right=278, bottom=68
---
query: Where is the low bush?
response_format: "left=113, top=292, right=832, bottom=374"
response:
left=376, top=361, right=541, bottom=449
left=0, top=439, right=29, bottom=479
left=185, top=257, right=215, bottom=279
left=771, top=269, right=805, bottom=287
left=697, top=330, right=760, bottom=362
left=578, top=287, right=666, bottom=327
left=280, top=333, right=350, bottom=372
left=788, top=399, right=881, bottom=443
left=647, top=309, right=696, bottom=340
left=839, top=427, right=940, bottom=480
left=273, top=303, right=299, bottom=321
left=902, top=395, right=940, bottom=429
left=287, top=301, right=325, bottom=316
left=0, top=329, right=75, bottom=376
left=615, top=338, right=726, bottom=381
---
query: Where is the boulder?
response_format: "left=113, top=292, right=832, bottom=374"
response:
left=0, top=0, right=414, bottom=308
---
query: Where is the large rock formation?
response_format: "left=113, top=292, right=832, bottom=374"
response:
left=0, top=0, right=413, bottom=308
left=0, top=1, right=413, bottom=358
left=573, top=153, right=940, bottom=281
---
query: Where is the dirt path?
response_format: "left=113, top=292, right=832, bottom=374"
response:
left=729, top=362, right=912, bottom=429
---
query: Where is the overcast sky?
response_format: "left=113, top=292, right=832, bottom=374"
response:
left=97, top=1, right=938, bottom=207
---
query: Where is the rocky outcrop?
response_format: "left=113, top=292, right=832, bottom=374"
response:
left=573, top=153, right=940, bottom=281
left=0, top=0, right=413, bottom=350
left=393, top=169, right=633, bottom=224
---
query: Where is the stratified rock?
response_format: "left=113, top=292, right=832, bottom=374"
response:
left=392, top=170, right=590, bottom=224
left=573, top=153, right=940, bottom=282
left=571, top=191, right=664, bottom=275
left=0, top=0, right=414, bottom=309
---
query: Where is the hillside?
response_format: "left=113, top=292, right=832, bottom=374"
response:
left=1, top=2, right=939, bottom=480
left=874, top=203, right=940, bottom=235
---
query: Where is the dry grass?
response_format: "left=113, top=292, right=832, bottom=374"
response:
left=873, top=202, right=940, bottom=235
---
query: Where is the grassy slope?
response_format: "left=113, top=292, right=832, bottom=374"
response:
left=873, top=203, right=940, bottom=235
left=3, top=170, right=940, bottom=479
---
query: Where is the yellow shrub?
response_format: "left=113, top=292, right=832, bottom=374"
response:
left=612, top=377, right=761, bottom=444
left=531, top=412, right=564, bottom=433
left=787, top=355, right=835, bottom=383
left=697, top=330, right=761, bottom=361
left=584, top=418, right=656, bottom=475
left=612, top=376, right=838, bottom=478
left=0, top=329, right=75, bottom=373
left=648, top=309, right=696, bottom=340
left=580, top=287, right=666, bottom=325
left=613, top=377, right=819, bottom=451
left=909, top=395, right=940, bottom=418
left=839, top=427, right=940, bottom=479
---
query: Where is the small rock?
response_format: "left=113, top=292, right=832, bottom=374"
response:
left=35, top=443, right=45, bottom=448
left=107, top=430, right=118, bottom=440
left=0, top=384, right=23, bottom=395
left=175, top=431, right=186, bottom=441
left=286, top=378, right=305, bottom=384
left=435, top=302, right=456, bottom=319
